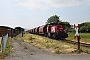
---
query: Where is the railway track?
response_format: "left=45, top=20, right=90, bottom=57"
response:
left=60, top=39, right=90, bottom=48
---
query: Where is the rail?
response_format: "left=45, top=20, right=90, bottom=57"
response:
left=60, top=39, right=90, bottom=48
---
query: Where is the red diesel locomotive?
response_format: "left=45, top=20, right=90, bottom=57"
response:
left=28, top=23, right=68, bottom=39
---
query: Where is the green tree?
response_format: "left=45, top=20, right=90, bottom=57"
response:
left=80, top=26, right=87, bottom=33
left=63, top=22, right=70, bottom=28
left=80, top=22, right=90, bottom=33
left=46, top=15, right=61, bottom=24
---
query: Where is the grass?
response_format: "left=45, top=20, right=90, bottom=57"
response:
left=67, top=32, right=90, bottom=53
left=67, top=32, right=75, bottom=40
left=0, top=37, right=13, bottom=59
left=67, top=32, right=90, bottom=43
left=17, top=32, right=90, bottom=54
left=24, top=45, right=28, bottom=49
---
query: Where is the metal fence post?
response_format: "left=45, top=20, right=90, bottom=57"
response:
left=0, top=37, right=2, bottom=53
left=1, top=34, right=8, bottom=53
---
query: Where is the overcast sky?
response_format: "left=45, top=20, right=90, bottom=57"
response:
left=0, top=0, right=90, bottom=29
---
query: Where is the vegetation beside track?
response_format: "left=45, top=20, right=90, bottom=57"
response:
left=17, top=33, right=90, bottom=54
left=0, top=37, right=13, bottom=59
left=67, top=33, right=90, bottom=43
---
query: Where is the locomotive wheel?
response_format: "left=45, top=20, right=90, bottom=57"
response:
left=45, top=33, right=47, bottom=37
left=53, top=34, right=56, bottom=39
left=47, top=33, right=51, bottom=38
left=53, top=34, right=58, bottom=39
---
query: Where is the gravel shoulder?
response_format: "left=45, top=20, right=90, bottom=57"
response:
left=4, top=38, right=90, bottom=60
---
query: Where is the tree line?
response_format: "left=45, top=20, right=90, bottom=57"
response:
left=80, top=22, right=90, bottom=33
left=46, top=15, right=90, bottom=33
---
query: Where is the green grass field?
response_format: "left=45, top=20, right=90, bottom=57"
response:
left=67, top=33, right=90, bottom=43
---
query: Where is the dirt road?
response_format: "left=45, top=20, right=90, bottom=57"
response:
left=4, top=38, right=90, bottom=60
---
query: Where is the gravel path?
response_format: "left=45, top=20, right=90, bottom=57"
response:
left=4, top=39, right=90, bottom=60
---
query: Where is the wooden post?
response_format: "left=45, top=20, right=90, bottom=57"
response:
left=77, top=36, right=80, bottom=50
left=22, top=32, right=23, bottom=37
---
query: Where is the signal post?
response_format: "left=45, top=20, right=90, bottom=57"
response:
left=74, top=24, right=81, bottom=51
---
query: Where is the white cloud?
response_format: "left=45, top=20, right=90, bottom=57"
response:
left=85, top=0, right=90, bottom=2
left=85, top=0, right=90, bottom=5
left=18, top=0, right=47, bottom=9
left=45, top=0, right=82, bottom=8
left=14, top=0, right=18, bottom=1
left=17, top=0, right=90, bottom=10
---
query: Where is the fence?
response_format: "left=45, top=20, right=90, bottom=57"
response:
left=0, top=34, right=8, bottom=53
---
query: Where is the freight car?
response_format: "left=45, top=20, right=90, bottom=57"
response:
left=29, top=29, right=35, bottom=34
left=35, top=27, right=39, bottom=34
left=14, top=27, right=24, bottom=36
left=38, top=25, right=47, bottom=35
left=0, top=26, right=14, bottom=37
left=0, top=26, right=24, bottom=37
left=28, top=23, right=68, bottom=39
left=0, top=26, right=8, bottom=37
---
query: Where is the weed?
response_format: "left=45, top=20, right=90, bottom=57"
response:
left=19, top=42, right=21, bottom=44
left=72, top=49, right=83, bottom=53
left=54, top=46, right=59, bottom=49
left=55, top=50, right=62, bottom=54
left=30, top=53, right=34, bottom=55
left=24, top=45, right=28, bottom=49
left=29, top=36, right=33, bottom=40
